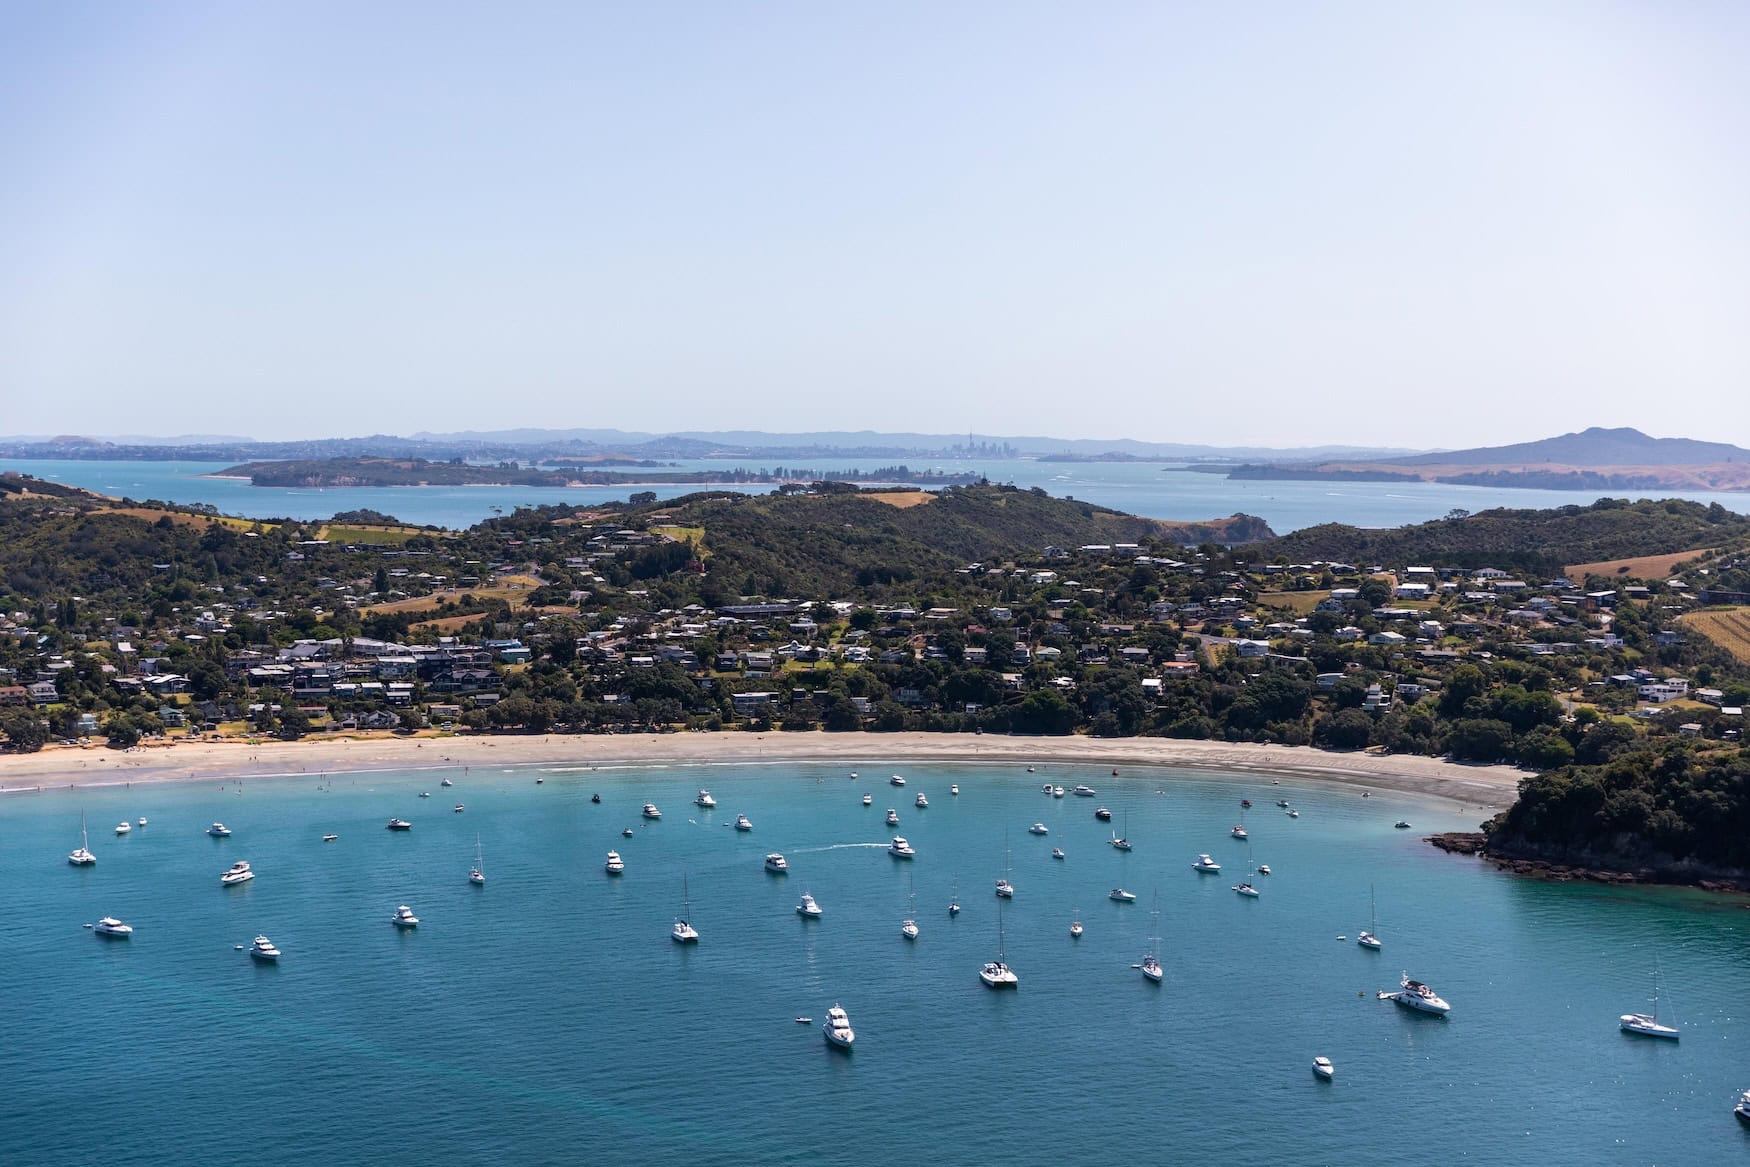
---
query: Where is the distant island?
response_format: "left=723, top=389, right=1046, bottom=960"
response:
left=215, top=457, right=985, bottom=489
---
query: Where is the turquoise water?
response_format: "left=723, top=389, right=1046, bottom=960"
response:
left=4, top=761, right=1745, bottom=1165
left=8, top=456, right=1749, bottom=532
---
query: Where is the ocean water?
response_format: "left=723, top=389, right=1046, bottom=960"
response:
left=7, top=456, right=1749, bottom=532
left=3, top=760, right=1745, bottom=1165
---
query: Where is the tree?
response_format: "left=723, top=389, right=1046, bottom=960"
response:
left=0, top=708, right=49, bottom=752
left=1447, top=718, right=1515, bottom=762
left=105, top=718, right=141, bottom=749
left=1319, top=707, right=1374, bottom=749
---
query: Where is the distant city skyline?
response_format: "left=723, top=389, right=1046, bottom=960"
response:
left=4, top=3, right=1749, bottom=446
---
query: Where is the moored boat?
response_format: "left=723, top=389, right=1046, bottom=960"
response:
left=93, top=916, right=133, bottom=938
left=764, top=852, right=789, bottom=873
left=391, top=905, right=420, bottom=928
left=1313, top=1056, right=1334, bottom=1080
left=604, top=850, right=625, bottom=874
left=385, top=818, right=412, bottom=831
left=888, top=836, right=917, bottom=859
left=249, top=935, right=280, bottom=961
left=822, top=1004, right=855, bottom=1048
left=735, top=814, right=753, bottom=831
left=220, top=860, right=255, bottom=886
left=1385, top=973, right=1450, bottom=1015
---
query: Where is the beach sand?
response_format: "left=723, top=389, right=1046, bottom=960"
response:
left=0, top=732, right=1524, bottom=811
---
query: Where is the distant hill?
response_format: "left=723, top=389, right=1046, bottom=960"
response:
left=1255, top=497, right=1750, bottom=575
left=1386, top=427, right=1750, bottom=468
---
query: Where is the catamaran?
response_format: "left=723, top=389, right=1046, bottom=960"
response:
left=672, top=872, right=700, bottom=944
left=980, top=898, right=1019, bottom=989
left=68, top=813, right=96, bottom=866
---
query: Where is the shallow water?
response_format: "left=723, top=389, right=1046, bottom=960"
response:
left=3, top=761, right=1744, bottom=1165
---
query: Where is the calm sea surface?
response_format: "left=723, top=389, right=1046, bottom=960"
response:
left=7, top=456, right=1749, bottom=532
left=3, top=760, right=1744, bottom=1165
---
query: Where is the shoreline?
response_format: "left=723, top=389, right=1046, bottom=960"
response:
left=0, top=733, right=1522, bottom=812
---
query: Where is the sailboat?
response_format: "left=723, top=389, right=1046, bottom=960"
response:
left=672, top=871, right=700, bottom=944
left=1357, top=884, right=1381, bottom=949
left=1232, top=843, right=1260, bottom=897
left=1109, top=811, right=1132, bottom=851
left=949, top=875, right=961, bottom=917
left=1070, top=908, right=1083, bottom=939
left=68, top=812, right=96, bottom=866
left=469, top=834, right=486, bottom=886
left=901, top=878, right=919, bottom=941
left=995, top=832, right=1015, bottom=898
left=1140, top=892, right=1163, bottom=982
left=1620, top=963, right=1678, bottom=1039
left=980, top=898, right=1018, bottom=988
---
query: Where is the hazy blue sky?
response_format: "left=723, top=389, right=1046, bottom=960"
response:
left=3, top=2, right=1748, bottom=447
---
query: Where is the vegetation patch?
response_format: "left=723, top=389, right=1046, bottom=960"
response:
left=1679, top=607, right=1750, bottom=666
left=1564, top=549, right=1714, bottom=584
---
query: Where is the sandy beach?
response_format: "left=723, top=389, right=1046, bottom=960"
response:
left=0, top=732, right=1525, bottom=811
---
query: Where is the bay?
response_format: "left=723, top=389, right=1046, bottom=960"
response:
left=6, top=456, right=1749, bottom=533
left=3, top=760, right=1744, bottom=1165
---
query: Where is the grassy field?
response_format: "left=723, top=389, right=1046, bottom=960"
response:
left=361, top=573, right=546, bottom=616
left=1565, top=548, right=1714, bottom=584
left=1255, top=589, right=1330, bottom=615
left=650, top=525, right=705, bottom=544
left=317, top=523, right=429, bottom=545
left=862, top=491, right=934, bottom=508
left=1679, top=607, right=1750, bottom=666
left=98, top=506, right=270, bottom=532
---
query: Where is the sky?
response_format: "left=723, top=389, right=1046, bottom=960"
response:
left=3, top=1, right=1749, bottom=448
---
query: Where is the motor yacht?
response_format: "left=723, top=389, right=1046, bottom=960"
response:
left=1094, top=807, right=1113, bottom=821
left=385, top=818, right=412, bottom=831
left=1192, top=853, right=1222, bottom=873
left=1386, top=974, right=1450, bottom=1015
left=1109, top=887, right=1136, bottom=902
left=694, top=790, right=716, bottom=808
left=93, top=916, right=133, bottom=938
left=994, top=878, right=1014, bottom=899
left=1395, top=820, right=1412, bottom=829
left=1276, top=799, right=1290, bottom=808
left=220, top=860, right=255, bottom=886
left=862, top=794, right=874, bottom=806
left=208, top=822, right=232, bottom=837
left=1313, top=1057, right=1334, bottom=1081
left=1052, top=847, right=1065, bottom=860
left=822, top=1004, right=855, bottom=1048
left=888, top=836, right=917, bottom=859
left=890, top=775, right=906, bottom=787
left=391, top=905, right=420, bottom=928
left=796, top=893, right=823, bottom=918
left=418, top=792, right=430, bottom=799
left=765, top=853, right=789, bottom=873
left=453, top=804, right=465, bottom=813
left=1052, top=786, right=1066, bottom=798
left=1230, top=824, right=1247, bottom=840
left=641, top=803, right=661, bottom=820
left=114, top=821, right=131, bottom=835
left=1029, top=822, right=1048, bottom=836
left=735, top=814, right=753, bottom=831
left=1735, top=1090, right=1750, bottom=1126
left=322, top=833, right=338, bottom=842
left=622, top=827, right=634, bottom=838
left=1233, top=881, right=1260, bottom=898
left=950, top=784, right=960, bottom=795
left=1070, top=919, right=1083, bottom=938
left=69, top=814, right=96, bottom=866
left=604, top=850, right=625, bottom=874
left=249, top=935, right=280, bottom=961
left=1042, top=783, right=1053, bottom=794
left=885, top=809, right=900, bottom=827
left=137, top=817, right=148, bottom=827
left=1073, top=785, right=1097, bottom=797
left=1258, top=864, right=1273, bottom=876
left=915, top=793, right=928, bottom=808
left=1287, top=809, right=1300, bottom=819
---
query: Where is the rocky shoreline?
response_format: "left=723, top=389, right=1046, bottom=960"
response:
left=1425, top=832, right=1750, bottom=896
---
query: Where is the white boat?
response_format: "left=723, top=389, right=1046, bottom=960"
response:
left=641, top=803, right=661, bottom=820
left=137, top=817, right=147, bottom=827
left=980, top=899, right=1019, bottom=989
left=453, top=803, right=465, bottom=813
left=915, top=793, right=928, bottom=808
left=764, top=852, right=788, bottom=873
left=1313, top=1056, right=1334, bottom=1080
left=1357, top=885, right=1382, bottom=950
left=822, top=1004, right=855, bottom=1049
left=1043, top=783, right=1053, bottom=794
left=1288, top=809, right=1300, bottom=819
left=1192, top=853, right=1221, bottom=873
left=93, top=916, right=133, bottom=938
left=1233, top=881, right=1260, bottom=898
left=220, top=860, right=255, bottom=886
left=207, top=822, right=232, bottom=837
left=322, top=833, right=338, bottom=842
left=1735, top=1090, right=1750, bottom=1126
left=950, top=784, right=960, bottom=796
left=902, top=883, right=919, bottom=940
left=862, top=795, right=874, bottom=806
left=885, top=809, right=900, bottom=827
left=1141, top=894, right=1163, bottom=982
left=68, top=813, right=96, bottom=866
left=1095, top=807, right=1113, bottom=821
left=469, top=835, right=485, bottom=886
left=1052, top=847, right=1065, bottom=860
left=419, top=792, right=430, bottom=799
left=995, top=832, right=1015, bottom=898
left=391, top=905, right=419, bottom=928
left=1234, top=844, right=1261, bottom=896
left=1109, top=812, right=1131, bottom=851
left=1052, top=786, right=1066, bottom=798
left=1620, top=965, right=1679, bottom=1039
left=888, top=836, right=916, bottom=859
left=1230, top=824, right=1247, bottom=840
left=1386, top=973, right=1451, bottom=1015
left=1257, top=864, right=1272, bottom=875
left=114, top=821, right=131, bottom=835
left=604, top=850, right=625, bottom=875
left=735, top=814, right=753, bottom=831
left=796, top=892, right=823, bottom=918
left=249, top=935, right=280, bottom=961
left=694, top=790, right=716, bottom=808
left=890, top=774, right=906, bottom=787
left=441, top=777, right=453, bottom=787
left=672, top=873, right=700, bottom=944
left=1070, top=917, right=1083, bottom=938
left=1073, top=785, right=1096, bottom=797
left=1029, top=822, right=1049, bottom=836
left=1109, top=887, right=1136, bottom=902
left=385, top=818, right=411, bottom=831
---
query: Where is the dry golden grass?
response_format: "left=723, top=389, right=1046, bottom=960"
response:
left=1255, top=589, right=1330, bottom=615
left=1564, top=549, right=1713, bottom=584
left=361, top=573, right=545, bottom=616
left=861, top=491, right=934, bottom=508
left=1679, top=607, right=1750, bottom=666
left=409, top=613, right=487, bottom=634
